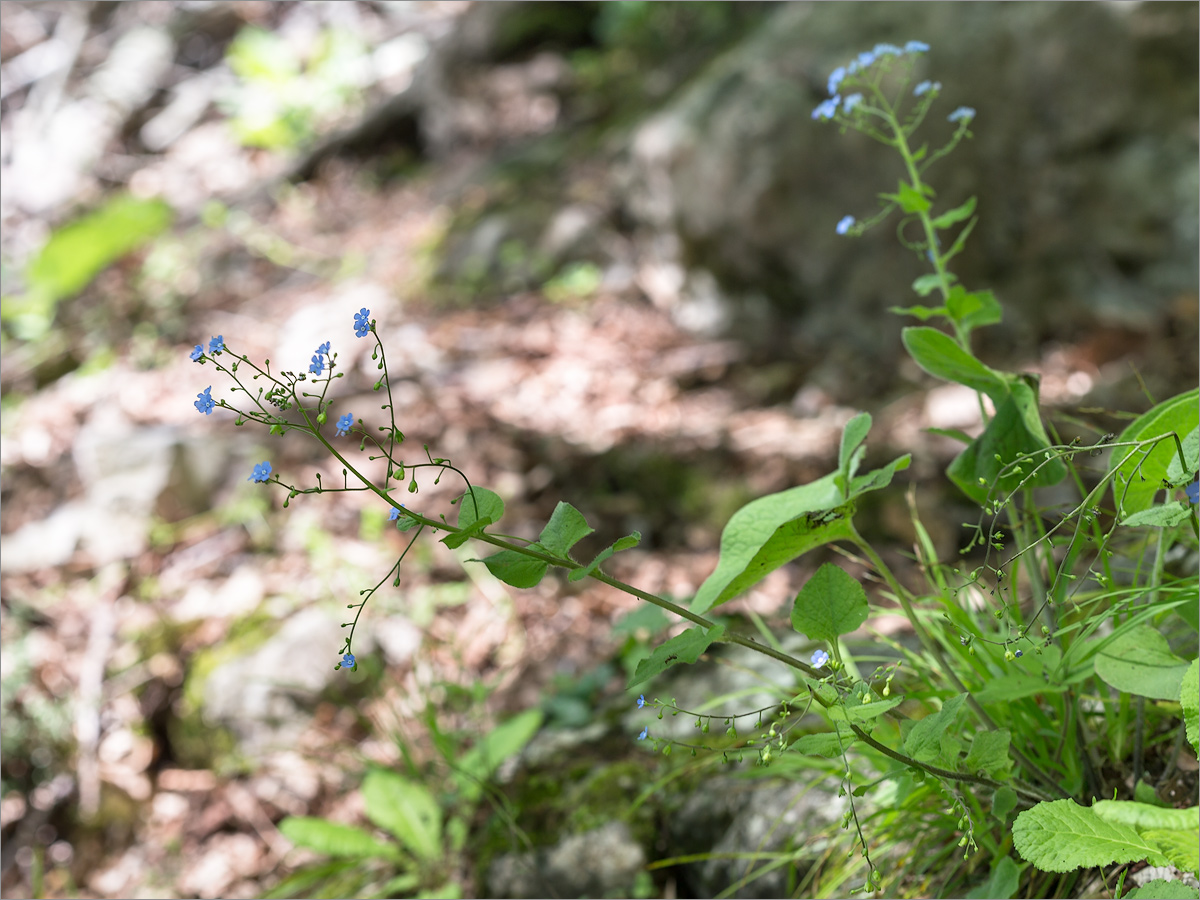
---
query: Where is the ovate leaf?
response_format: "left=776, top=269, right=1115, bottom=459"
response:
left=901, top=326, right=1008, bottom=403
left=481, top=549, right=548, bottom=588
left=1142, top=828, right=1200, bottom=877
left=362, top=770, right=442, bottom=861
left=537, top=502, right=593, bottom=558
left=963, top=728, right=1013, bottom=779
left=1113, top=389, right=1199, bottom=516
left=278, top=816, right=401, bottom=860
left=1123, top=880, right=1200, bottom=899
left=1094, top=625, right=1190, bottom=701
left=455, top=487, right=505, bottom=532
left=791, top=729, right=855, bottom=757
left=903, top=693, right=967, bottom=764
left=1120, top=502, right=1194, bottom=528
left=790, top=563, right=869, bottom=644
left=629, top=625, right=725, bottom=689
left=1012, top=800, right=1169, bottom=873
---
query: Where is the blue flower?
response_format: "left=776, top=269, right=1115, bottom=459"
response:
left=194, top=386, right=215, bottom=415
left=208, top=335, right=225, bottom=354
left=1014, top=649, right=1024, bottom=658
left=335, top=413, right=354, bottom=436
left=913, top=80, right=940, bottom=97
left=389, top=506, right=402, bottom=521
left=856, top=50, right=876, bottom=69
left=248, top=461, right=272, bottom=483
left=827, top=66, right=847, bottom=96
left=309, top=354, right=325, bottom=375
left=948, top=106, right=976, bottom=123
left=317, top=341, right=330, bottom=356
left=1186, top=479, right=1199, bottom=504
left=836, top=215, right=856, bottom=235
left=636, top=694, right=646, bottom=709
left=811, top=649, right=830, bottom=668
left=904, top=40, right=930, bottom=54
left=189, top=344, right=204, bottom=362
left=353, top=308, right=372, bottom=338
left=812, top=97, right=840, bottom=121
left=843, top=93, right=864, bottom=113
left=637, top=727, right=648, bottom=741
left=872, top=43, right=903, bottom=57
left=341, top=652, right=356, bottom=669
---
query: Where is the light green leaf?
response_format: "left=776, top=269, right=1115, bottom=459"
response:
left=278, top=816, right=401, bottom=860
left=824, top=694, right=905, bottom=723
left=455, top=487, right=505, bottom=532
left=895, top=179, right=933, bottom=214
left=568, top=532, right=641, bottom=582
left=1094, top=625, right=1190, bottom=701
left=537, top=502, right=593, bottom=558
left=1093, top=801, right=1198, bottom=832
left=992, top=787, right=1018, bottom=826
left=839, top=412, right=872, bottom=483
left=910, top=274, right=945, bottom=298
left=456, top=710, right=543, bottom=804
left=974, top=673, right=1068, bottom=706
left=931, top=195, right=977, bottom=229
left=791, top=730, right=855, bottom=757
left=1143, top=828, right=1200, bottom=877
left=790, top=563, right=869, bottom=644
left=964, top=729, right=1013, bottom=779
left=481, top=549, right=548, bottom=588
left=1124, top=880, right=1200, bottom=899
left=891, top=302, right=947, bottom=318
left=1113, top=389, right=1200, bottom=516
left=1120, top=502, right=1195, bottom=528
left=1181, top=659, right=1199, bottom=757
left=362, top=770, right=441, bottom=861
left=903, top=693, right=967, bottom=763
left=629, top=625, right=725, bottom=689
left=1166, top=425, right=1199, bottom=483
left=964, top=853, right=1019, bottom=899
left=1013, top=799, right=1169, bottom=873
left=847, top=452, right=911, bottom=497
left=901, top=326, right=1009, bottom=403
left=946, top=286, right=1002, bottom=334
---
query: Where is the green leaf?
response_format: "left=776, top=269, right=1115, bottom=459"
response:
left=992, top=787, right=1018, bottom=826
left=455, top=487, right=504, bottom=533
left=964, top=729, right=1013, bottom=779
left=791, top=730, right=855, bottom=757
left=1142, top=828, right=1200, bottom=878
left=946, top=286, right=1002, bottom=334
left=974, top=672, right=1068, bottom=706
left=931, top=195, right=977, bottom=229
left=910, top=275, right=945, bottom=298
left=1181, top=659, right=1199, bottom=757
left=901, top=327, right=1009, bottom=403
left=1113, top=389, right=1200, bottom=516
left=1013, top=800, right=1170, bottom=873
left=629, top=625, right=725, bottom=689
left=690, top=471, right=844, bottom=614
left=1094, top=625, right=1190, bottom=701
left=481, top=549, right=548, bottom=588
left=1124, top=880, right=1200, bottom=899
left=891, top=302, right=947, bottom=318
left=417, top=882, right=463, bottom=899
left=537, top=502, right=594, bottom=558
left=278, top=817, right=401, bottom=860
left=1166, top=425, right=1199, bottom=483
left=1093, top=801, right=1199, bottom=832
left=895, top=179, right=933, bottom=214
left=828, top=694, right=905, bottom=722
left=965, top=853, right=1019, bottom=899
left=947, top=380, right=1066, bottom=503
left=456, top=709, right=543, bottom=804
left=903, top=693, right=967, bottom=764
left=568, top=532, right=641, bottom=582
left=362, top=770, right=442, bottom=861
left=1120, top=502, right=1195, bottom=528
left=791, top=563, right=869, bottom=644
left=847, top=453, right=911, bottom=497
left=263, top=860, right=360, bottom=899
left=839, top=412, right=872, bottom=483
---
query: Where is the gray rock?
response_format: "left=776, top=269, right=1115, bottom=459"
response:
left=487, top=821, right=645, bottom=899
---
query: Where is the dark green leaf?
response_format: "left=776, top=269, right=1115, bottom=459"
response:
left=901, top=326, right=1008, bottom=402
left=537, top=502, right=594, bottom=558
left=1113, top=389, right=1199, bottom=517
left=791, top=563, right=869, bottom=643
left=629, top=625, right=725, bottom=689
left=482, top=548, right=548, bottom=588
left=903, top=693, right=967, bottom=764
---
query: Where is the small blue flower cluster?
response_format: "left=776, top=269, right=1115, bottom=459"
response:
left=309, top=340, right=331, bottom=375
left=341, top=652, right=355, bottom=670
left=353, top=308, right=372, bottom=338
left=335, top=413, right=354, bottom=436
left=813, top=41, right=930, bottom=122
left=811, top=648, right=830, bottom=668
left=635, top=693, right=648, bottom=741
left=248, top=461, right=272, bottom=483
left=388, top=505, right=407, bottom=521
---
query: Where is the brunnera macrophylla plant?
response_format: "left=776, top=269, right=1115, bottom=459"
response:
left=192, top=42, right=1200, bottom=898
